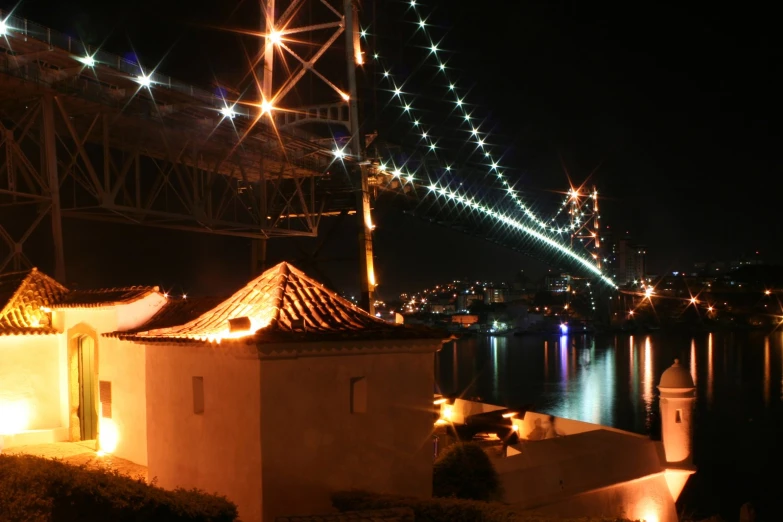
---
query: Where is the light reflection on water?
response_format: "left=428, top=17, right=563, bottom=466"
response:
left=707, top=333, right=713, bottom=406
left=435, top=330, right=783, bottom=435
left=764, top=336, right=770, bottom=406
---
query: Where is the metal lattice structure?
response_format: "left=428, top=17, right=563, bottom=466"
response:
left=0, top=3, right=615, bottom=302
left=0, top=8, right=353, bottom=282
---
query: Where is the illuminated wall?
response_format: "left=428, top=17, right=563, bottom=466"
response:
left=144, top=338, right=439, bottom=522
left=0, top=334, right=61, bottom=439
left=519, top=473, right=677, bottom=522
left=258, top=341, right=436, bottom=520
left=55, top=292, right=165, bottom=464
left=496, top=429, right=677, bottom=522
left=145, top=341, right=263, bottom=522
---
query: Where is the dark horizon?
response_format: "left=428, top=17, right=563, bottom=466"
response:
left=2, top=0, right=780, bottom=298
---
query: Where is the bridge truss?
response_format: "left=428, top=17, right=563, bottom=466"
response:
left=0, top=7, right=356, bottom=284
left=0, top=2, right=615, bottom=314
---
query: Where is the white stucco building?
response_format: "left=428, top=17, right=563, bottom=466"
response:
left=0, top=267, right=165, bottom=460
left=0, top=263, right=444, bottom=521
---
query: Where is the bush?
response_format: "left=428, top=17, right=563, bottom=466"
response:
left=332, top=490, right=637, bottom=522
left=433, top=442, right=502, bottom=501
left=333, top=490, right=517, bottom=522
left=0, top=454, right=238, bottom=522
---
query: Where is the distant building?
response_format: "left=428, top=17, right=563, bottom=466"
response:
left=484, top=287, right=505, bottom=304
left=616, top=237, right=646, bottom=286
left=456, top=293, right=484, bottom=311
left=451, top=314, right=479, bottom=327
left=695, top=252, right=765, bottom=275
left=545, top=273, right=571, bottom=293
left=430, top=303, right=455, bottom=314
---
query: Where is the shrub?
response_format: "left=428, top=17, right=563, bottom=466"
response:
left=332, top=490, right=638, bottom=522
left=333, top=490, right=517, bottom=522
left=0, top=454, right=238, bottom=522
left=433, top=442, right=502, bottom=501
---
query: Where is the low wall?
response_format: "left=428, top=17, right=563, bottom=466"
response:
left=518, top=473, right=678, bottom=522
left=440, top=398, right=506, bottom=425
left=512, top=411, right=646, bottom=441
left=438, top=398, right=643, bottom=440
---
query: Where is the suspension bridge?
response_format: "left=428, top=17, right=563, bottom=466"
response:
left=0, top=0, right=617, bottom=316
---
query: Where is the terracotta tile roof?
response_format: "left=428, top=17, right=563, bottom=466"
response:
left=0, top=326, right=59, bottom=336
left=54, top=286, right=161, bottom=308
left=0, top=268, right=68, bottom=334
left=113, top=262, right=443, bottom=344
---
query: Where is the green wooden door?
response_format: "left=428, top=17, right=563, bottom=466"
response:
left=78, top=337, right=98, bottom=440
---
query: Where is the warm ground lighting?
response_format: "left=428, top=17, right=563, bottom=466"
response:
left=0, top=400, right=30, bottom=435
left=690, top=298, right=698, bottom=304
left=765, top=289, right=771, bottom=295
left=645, top=287, right=654, bottom=298
left=98, top=418, right=120, bottom=455
left=260, top=99, right=273, bottom=114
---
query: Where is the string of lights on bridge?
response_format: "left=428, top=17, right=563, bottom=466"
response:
left=351, top=6, right=615, bottom=288
left=356, top=2, right=615, bottom=288
left=395, top=1, right=556, bottom=230
left=400, top=1, right=603, bottom=241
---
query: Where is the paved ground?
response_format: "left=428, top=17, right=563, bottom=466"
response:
left=4, top=440, right=149, bottom=481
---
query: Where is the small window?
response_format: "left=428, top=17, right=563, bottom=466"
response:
left=193, top=377, right=205, bottom=415
left=350, top=377, right=367, bottom=414
left=675, top=409, right=682, bottom=423
left=99, top=381, right=112, bottom=418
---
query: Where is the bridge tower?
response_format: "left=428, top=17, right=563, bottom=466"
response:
left=568, top=185, right=602, bottom=269
left=254, top=0, right=375, bottom=313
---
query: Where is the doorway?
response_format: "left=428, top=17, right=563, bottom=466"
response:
left=77, top=335, right=98, bottom=441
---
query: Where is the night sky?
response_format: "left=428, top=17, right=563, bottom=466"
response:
left=6, top=0, right=782, bottom=298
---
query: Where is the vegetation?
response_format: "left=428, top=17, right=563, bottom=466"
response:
left=433, top=442, right=502, bottom=501
left=333, top=490, right=637, bottom=522
left=0, top=454, right=238, bottom=522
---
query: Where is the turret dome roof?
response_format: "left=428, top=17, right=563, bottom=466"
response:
left=659, top=359, right=695, bottom=389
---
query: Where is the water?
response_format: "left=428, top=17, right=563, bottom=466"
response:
left=435, top=331, right=783, bottom=521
